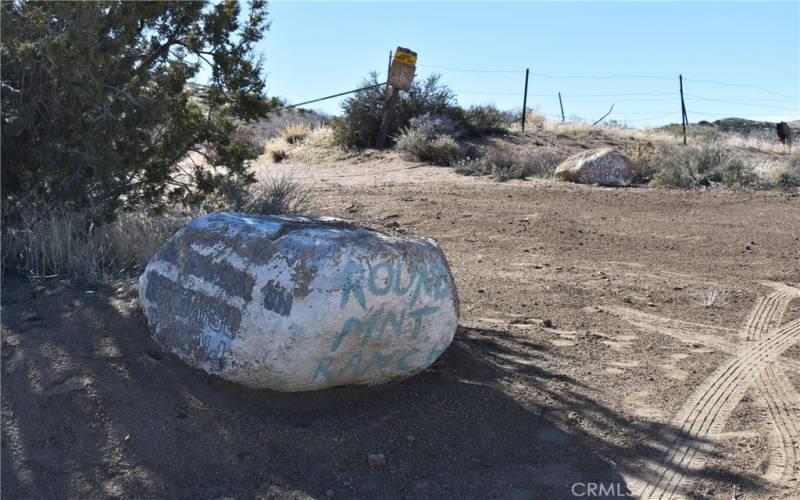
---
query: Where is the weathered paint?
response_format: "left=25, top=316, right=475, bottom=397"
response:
left=138, top=212, right=459, bottom=392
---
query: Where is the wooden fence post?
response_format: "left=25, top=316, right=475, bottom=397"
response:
left=376, top=86, right=400, bottom=149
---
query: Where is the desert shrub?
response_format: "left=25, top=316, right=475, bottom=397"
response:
left=461, top=105, right=512, bottom=136
left=454, top=157, right=492, bottom=177
left=395, top=114, right=464, bottom=166
left=395, top=130, right=462, bottom=166
left=263, top=125, right=350, bottom=164
left=237, top=109, right=330, bottom=146
left=1, top=202, right=188, bottom=283
left=523, top=111, right=546, bottom=130
left=487, top=148, right=567, bottom=181
left=454, top=147, right=566, bottom=180
left=291, top=127, right=352, bottom=163
left=279, top=123, right=311, bottom=144
left=427, top=136, right=464, bottom=166
left=646, top=144, right=759, bottom=189
left=764, top=159, right=800, bottom=188
left=651, top=161, right=693, bottom=188
left=720, top=157, right=757, bottom=188
left=332, top=72, right=458, bottom=148
left=213, top=174, right=312, bottom=215
left=2, top=1, right=276, bottom=217
left=268, top=147, right=288, bottom=163
left=621, top=141, right=660, bottom=183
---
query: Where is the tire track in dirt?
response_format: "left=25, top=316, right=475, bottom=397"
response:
left=606, top=304, right=800, bottom=373
left=751, top=285, right=800, bottom=487
left=637, top=286, right=799, bottom=499
left=759, top=364, right=800, bottom=485
left=645, top=320, right=800, bottom=498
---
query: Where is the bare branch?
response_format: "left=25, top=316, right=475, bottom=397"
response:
left=592, top=104, right=615, bottom=126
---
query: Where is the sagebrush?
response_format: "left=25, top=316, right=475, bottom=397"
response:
left=395, top=114, right=464, bottom=166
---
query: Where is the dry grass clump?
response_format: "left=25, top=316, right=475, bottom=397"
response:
left=718, top=133, right=794, bottom=155
left=758, top=158, right=800, bottom=187
left=2, top=174, right=314, bottom=284
left=278, top=122, right=310, bottom=144
left=290, top=126, right=352, bottom=163
left=264, top=124, right=350, bottom=164
left=693, top=290, right=729, bottom=308
left=508, top=111, right=546, bottom=132
left=1, top=204, right=189, bottom=284
left=235, top=109, right=330, bottom=148
left=214, top=173, right=313, bottom=215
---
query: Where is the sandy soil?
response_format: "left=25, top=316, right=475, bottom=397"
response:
left=3, top=153, right=799, bottom=499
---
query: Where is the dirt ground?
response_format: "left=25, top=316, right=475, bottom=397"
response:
left=3, top=152, right=800, bottom=499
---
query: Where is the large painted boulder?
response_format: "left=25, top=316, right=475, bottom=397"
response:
left=138, top=212, right=459, bottom=392
left=554, top=148, right=635, bottom=186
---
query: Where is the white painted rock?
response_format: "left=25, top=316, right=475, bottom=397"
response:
left=138, top=212, right=459, bottom=392
left=554, top=148, right=635, bottom=186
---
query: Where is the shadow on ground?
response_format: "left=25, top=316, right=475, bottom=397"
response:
left=1, top=279, right=766, bottom=499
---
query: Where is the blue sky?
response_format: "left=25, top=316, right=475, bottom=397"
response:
left=252, top=1, right=799, bottom=127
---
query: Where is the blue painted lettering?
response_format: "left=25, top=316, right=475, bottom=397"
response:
left=340, top=260, right=366, bottom=310
left=368, top=260, right=394, bottom=295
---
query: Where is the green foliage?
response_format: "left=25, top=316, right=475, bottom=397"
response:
left=1, top=0, right=277, bottom=218
left=332, top=72, right=458, bottom=149
left=395, top=114, right=463, bottom=166
left=461, top=104, right=511, bottom=137
left=647, top=144, right=758, bottom=189
left=720, top=158, right=757, bottom=188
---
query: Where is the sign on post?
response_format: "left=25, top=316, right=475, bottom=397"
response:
left=388, top=47, right=417, bottom=91
left=376, top=46, right=418, bottom=148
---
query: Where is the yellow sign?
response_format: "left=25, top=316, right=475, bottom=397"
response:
left=394, top=47, right=417, bottom=66
left=389, top=46, right=417, bottom=91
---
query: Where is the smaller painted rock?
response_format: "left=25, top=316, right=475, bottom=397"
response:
left=554, top=148, right=635, bottom=186
left=138, top=213, right=459, bottom=392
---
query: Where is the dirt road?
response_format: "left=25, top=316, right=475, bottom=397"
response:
left=3, top=153, right=799, bottom=499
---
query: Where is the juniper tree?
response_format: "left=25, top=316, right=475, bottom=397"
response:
left=1, top=0, right=277, bottom=217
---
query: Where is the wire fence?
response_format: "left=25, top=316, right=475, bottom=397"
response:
left=274, top=57, right=799, bottom=129
left=414, top=62, right=799, bottom=126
